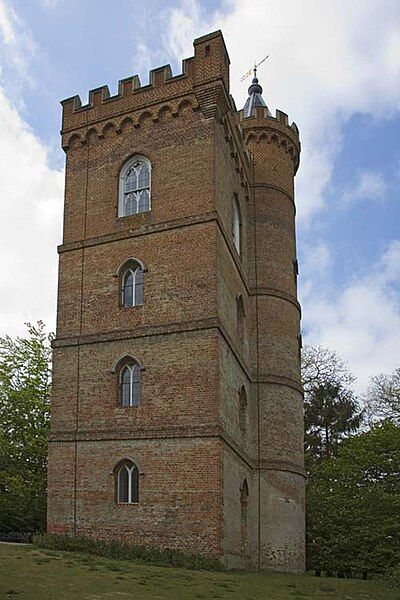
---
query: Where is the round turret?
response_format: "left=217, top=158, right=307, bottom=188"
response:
left=238, top=75, right=304, bottom=573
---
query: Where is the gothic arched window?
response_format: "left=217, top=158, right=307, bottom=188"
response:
left=119, top=361, right=141, bottom=407
left=121, top=264, right=143, bottom=307
left=115, top=460, right=139, bottom=503
left=232, top=194, right=241, bottom=254
left=119, top=155, right=151, bottom=217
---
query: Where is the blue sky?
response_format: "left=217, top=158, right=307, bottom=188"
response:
left=0, top=0, right=399, bottom=391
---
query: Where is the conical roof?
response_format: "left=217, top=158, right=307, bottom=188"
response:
left=242, top=72, right=270, bottom=118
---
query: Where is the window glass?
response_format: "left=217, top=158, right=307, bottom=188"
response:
left=123, top=271, right=134, bottom=307
left=131, top=365, right=140, bottom=407
left=118, top=466, right=129, bottom=502
left=138, top=189, right=150, bottom=213
left=119, top=361, right=141, bottom=407
left=121, top=367, right=132, bottom=407
left=232, top=196, right=241, bottom=254
left=116, top=462, right=139, bottom=504
left=135, top=269, right=143, bottom=305
left=130, top=465, right=139, bottom=503
left=138, top=163, right=150, bottom=189
left=119, top=157, right=151, bottom=217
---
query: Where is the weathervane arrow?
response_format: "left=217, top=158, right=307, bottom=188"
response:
left=240, top=54, right=270, bottom=82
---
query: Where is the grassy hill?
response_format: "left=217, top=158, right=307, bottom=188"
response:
left=0, top=543, right=397, bottom=600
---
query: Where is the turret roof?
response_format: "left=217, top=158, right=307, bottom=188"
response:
left=242, top=71, right=271, bottom=118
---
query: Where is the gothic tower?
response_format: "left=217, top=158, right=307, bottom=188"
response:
left=47, top=30, right=304, bottom=572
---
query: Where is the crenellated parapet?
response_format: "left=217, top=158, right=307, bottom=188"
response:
left=62, top=96, right=199, bottom=150
left=61, top=30, right=232, bottom=142
left=238, top=106, right=301, bottom=174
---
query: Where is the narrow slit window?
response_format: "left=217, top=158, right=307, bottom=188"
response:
left=232, top=194, right=241, bottom=254
left=237, top=295, right=245, bottom=340
left=239, top=386, right=247, bottom=431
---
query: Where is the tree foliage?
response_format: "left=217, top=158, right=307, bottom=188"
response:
left=305, top=382, right=363, bottom=463
left=307, top=421, right=400, bottom=576
left=0, top=322, right=52, bottom=534
left=301, top=345, right=362, bottom=465
left=365, top=367, right=400, bottom=426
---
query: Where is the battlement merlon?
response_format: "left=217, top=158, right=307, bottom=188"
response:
left=238, top=106, right=300, bottom=144
left=60, top=30, right=230, bottom=134
left=237, top=106, right=301, bottom=174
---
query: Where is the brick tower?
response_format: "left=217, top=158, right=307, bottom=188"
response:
left=47, top=30, right=304, bottom=572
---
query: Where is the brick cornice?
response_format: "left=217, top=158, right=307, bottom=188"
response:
left=252, top=183, right=296, bottom=210
left=48, top=427, right=306, bottom=478
left=242, top=122, right=300, bottom=151
left=258, top=374, right=303, bottom=395
left=221, top=426, right=305, bottom=478
left=52, top=317, right=219, bottom=348
left=52, top=317, right=303, bottom=395
left=52, top=315, right=256, bottom=383
left=57, top=206, right=300, bottom=323
left=57, top=210, right=250, bottom=306
left=58, top=212, right=219, bottom=254
left=62, top=90, right=196, bottom=136
left=249, top=286, right=301, bottom=315
left=48, top=424, right=221, bottom=442
left=259, top=458, right=306, bottom=478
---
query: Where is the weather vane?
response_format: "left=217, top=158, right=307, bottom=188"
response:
left=240, top=54, right=270, bottom=82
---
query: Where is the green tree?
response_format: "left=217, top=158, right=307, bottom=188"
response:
left=0, top=322, right=52, bottom=534
left=305, top=382, right=362, bottom=463
left=307, top=421, right=400, bottom=576
left=301, top=345, right=362, bottom=464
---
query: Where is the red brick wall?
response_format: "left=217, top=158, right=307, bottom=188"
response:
left=48, top=30, right=305, bottom=571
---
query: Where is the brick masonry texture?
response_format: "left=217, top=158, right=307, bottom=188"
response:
left=47, top=30, right=305, bottom=572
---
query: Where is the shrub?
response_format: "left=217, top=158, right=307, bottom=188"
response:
left=33, top=533, right=223, bottom=571
left=0, top=531, right=33, bottom=543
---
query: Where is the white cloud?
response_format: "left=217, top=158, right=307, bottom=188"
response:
left=166, top=0, right=204, bottom=61
left=341, top=169, right=387, bottom=207
left=301, top=240, right=400, bottom=391
left=302, top=242, right=332, bottom=275
left=0, top=1, right=63, bottom=338
left=0, top=85, right=64, bottom=338
left=0, top=0, right=37, bottom=82
left=133, top=41, right=153, bottom=81
left=162, top=0, right=400, bottom=391
left=0, top=0, right=15, bottom=44
left=163, top=0, right=400, bottom=222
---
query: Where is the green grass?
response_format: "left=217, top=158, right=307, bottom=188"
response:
left=0, top=543, right=398, bottom=600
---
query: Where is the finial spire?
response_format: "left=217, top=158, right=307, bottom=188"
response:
left=241, top=54, right=271, bottom=118
left=243, top=70, right=268, bottom=118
